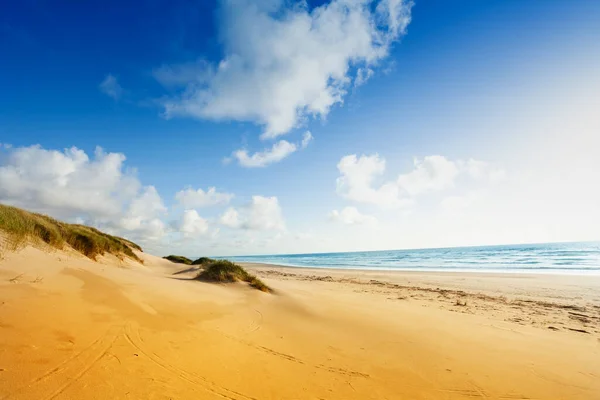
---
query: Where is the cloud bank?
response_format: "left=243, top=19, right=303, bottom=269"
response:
left=0, top=145, right=289, bottom=251
left=336, top=154, right=504, bottom=208
left=0, top=145, right=166, bottom=241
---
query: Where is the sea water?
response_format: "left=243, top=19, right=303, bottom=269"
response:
left=222, top=242, right=600, bottom=275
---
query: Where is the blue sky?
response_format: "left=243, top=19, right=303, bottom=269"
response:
left=1, top=0, right=599, bottom=256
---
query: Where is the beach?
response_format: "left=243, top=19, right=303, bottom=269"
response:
left=1, top=245, right=599, bottom=399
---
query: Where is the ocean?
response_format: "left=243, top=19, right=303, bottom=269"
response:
left=223, top=242, right=600, bottom=275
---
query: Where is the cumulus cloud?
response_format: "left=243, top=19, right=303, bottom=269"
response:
left=329, top=206, right=377, bottom=225
left=219, top=207, right=240, bottom=228
left=157, top=0, right=413, bottom=139
left=99, top=74, right=124, bottom=100
left=177, top=209, right=210, bottom=238
left=0, top=145, right=166, bottom=241
left=336, top=153, right=504, bottom=208
left=234, top=140, right=297, bottom=168
left=116, top=186, right=167, bottom=240
left=244, top=196, right=285, bottom=230
left=397, top=155, right=460, bottom=196
left=175, top=186, right=234, bottom=208
left=219, top=196, right=285, bottom=231
left=336, top=154, right=409, bottom=208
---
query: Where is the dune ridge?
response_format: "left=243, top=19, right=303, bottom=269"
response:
left=0, top=204, right=142, bottom=262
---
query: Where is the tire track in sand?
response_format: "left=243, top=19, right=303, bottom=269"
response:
left=218, top=331, right=370, bottom=379
left=123, top=323, right=258, bottom=400
left=1, top=325, right=123, bottom=400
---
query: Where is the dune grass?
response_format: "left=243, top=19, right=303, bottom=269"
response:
left=0, top=204, right=142, bottom=262
left=191, top=257, right=214, bottom=266
left=163, top=255, right=193, bottom=265
left=163, top=256, right=214, bottom=266
left=195, top=260, right=271, bottom=292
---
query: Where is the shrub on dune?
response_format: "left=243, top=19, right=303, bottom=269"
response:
left=195, top=260, right=271, bottom=292
left=247, top=275, right=271, bottom=292
left=163, top=255, right=193, bottom=265
left=191, top=257, right=214, bottom=265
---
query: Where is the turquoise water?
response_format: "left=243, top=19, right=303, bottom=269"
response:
left=223, top=242, right=600, bottom=275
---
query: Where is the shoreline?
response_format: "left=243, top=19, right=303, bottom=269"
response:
left=237, top=260, right=600, bottom=277
left=240, top=261, right=600, bottom=300
left=241, top=261, right=600, bottom=337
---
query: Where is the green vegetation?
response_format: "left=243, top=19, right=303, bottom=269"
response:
left=191, top=257, right=214, bottom=265
left=195, top=260, right=271, bottom=292
left=116, top=236, right=143, bottom=252
left=163, top=255, right=193, bottom=265
left=163, top=255, right=215, bottom=266
left=0, top=203, right=142, bottom=262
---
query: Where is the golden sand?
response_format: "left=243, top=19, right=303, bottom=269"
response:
left=1, top=246, right=599, bottom=399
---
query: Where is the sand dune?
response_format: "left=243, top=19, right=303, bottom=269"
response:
left=1, top=246, right=599, bottom=399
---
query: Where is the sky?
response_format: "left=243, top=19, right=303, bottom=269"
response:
left=1, top=0, right=599, bottom=257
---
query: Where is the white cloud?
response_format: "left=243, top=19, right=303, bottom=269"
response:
left=114, top=186, right=168, bottom=241
left=301, top=131, right=313, bottom=149
left=219, top=196, right=285, bottom=231
left=397, top=155, right=460, bottom=196
left=175, top=186, right=234, bottom=208
left=0, top=145, right=166, bottom=241
left=178, top=209, right=210, bottom=238
left=336, top=154, right=409, bottom=208
left=459, top=159, right=506, bottom=182
left=219, top=207, right=240, bottom=228
left=158, top=0, right=413, bottom=139
left=329, top=206, right=377, bottom=225
left=233, top=130, right=315, bottom=167
left=234, top=140, right=297, bottom=168
left=244, top=196, right=285, bottom=230
left=126, top=186, right=166, bottom=221
left=99, top=74, right=124, bottom=100
left=336, top=153, right=504, bottom=208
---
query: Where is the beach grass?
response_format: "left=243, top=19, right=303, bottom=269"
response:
left=0, top=203, right=142, bottom=262
left=164, top=255, right=193, bottom=265
left=194, top=260, right=271, bottom=292
left=191, top=257, right=214, bottom=265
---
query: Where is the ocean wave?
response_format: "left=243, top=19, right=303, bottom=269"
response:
left=225, top=242, right=600, bottom=275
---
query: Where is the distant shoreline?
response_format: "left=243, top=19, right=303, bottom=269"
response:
left=221, top=242, right=600, bottom=275
left=236, top=260, right=600, bottom=276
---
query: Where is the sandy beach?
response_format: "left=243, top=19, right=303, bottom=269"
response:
left=1, top=245, right=599, bottom=400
